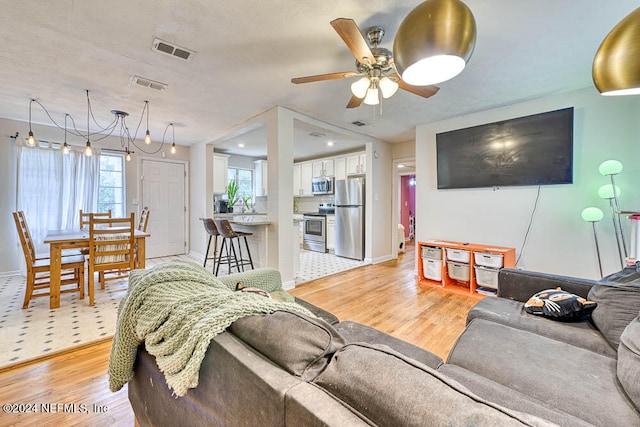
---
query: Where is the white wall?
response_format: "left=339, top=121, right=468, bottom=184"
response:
left=189, top=141, right=209, bottom=260
left=415, top=87, right=640, bottom=279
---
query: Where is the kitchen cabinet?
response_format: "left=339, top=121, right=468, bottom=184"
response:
left=313, top=159, right=334, bottom=178
left=326, top=214, right=335, bottom=251
left=254, top=160, right=268, bottom=197
left=346, top=152, right=366, bottom=175
left=334, top=157, right=346, bottom=181
left=213, top=153, right=229, bottom=195
left=293, top=162, right=313, bottom=197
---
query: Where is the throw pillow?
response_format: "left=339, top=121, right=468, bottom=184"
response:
left=524, top=288, right=597, bottom=321
left=588, top=271, right=640, bottom=349
left=617, top=313, right=640, bottom=411
left=235, top=282, right=275, bottom=300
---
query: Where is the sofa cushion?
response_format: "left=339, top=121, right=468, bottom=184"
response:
left=589, top=275, right=640, bottom=349
left=524, top=288, right=596, bottom=320
left=618, top=313, right=640, bottom=411
left=447, top=318, right=640, bottom=426
left=334, top=321, right=443, bottom=369
left=229, top=310, right=345, bottom=381
left=438, top=364, right=593, bottom=427
left=468, top=297, right=616, bottom=357
left=314, top=342, right=556, bottom=427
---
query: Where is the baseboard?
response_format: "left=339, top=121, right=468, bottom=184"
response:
left=282, top=279, right=295, bottom=290
left=371, top=254, right=393, bottom=264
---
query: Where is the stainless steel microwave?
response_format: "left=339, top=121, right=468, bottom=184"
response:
left=311, top=177, right=334, bottom=195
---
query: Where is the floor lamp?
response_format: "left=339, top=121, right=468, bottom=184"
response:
left=599, top=160, right=628, bottom=261
left=582, top=207, right=604, bottom=278
left=598, top=184, right=625, bottom=268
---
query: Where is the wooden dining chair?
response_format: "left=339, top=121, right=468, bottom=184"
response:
left=80, top=209, right=112, bottom=229
left=138, top=208, right=150, bottom=232
left=13, top=211, right=85, bottom=309
left=87, top=213, right=135, bottom=306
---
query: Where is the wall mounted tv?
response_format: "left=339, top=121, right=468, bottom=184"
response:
left=436, top=107, right=574, bottom=189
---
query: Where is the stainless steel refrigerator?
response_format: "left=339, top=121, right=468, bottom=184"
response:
left=335, top=176, right=365, bottom=260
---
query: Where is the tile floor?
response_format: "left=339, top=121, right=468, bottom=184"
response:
left=0, top=251, right=365, bottom=369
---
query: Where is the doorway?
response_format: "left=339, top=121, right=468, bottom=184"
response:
left=391, top=157, right=416, bottom=260
left=140, top=159, right=188, bottom=258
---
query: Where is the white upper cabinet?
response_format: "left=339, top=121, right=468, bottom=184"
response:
left=293, top=161, right=314, bottom=197
left=213, top=153, right=229, bottom=195
left=312, top=159, right=334, bottom=177
left=334, top=157, right=346, bottom=181
left=346, top=152, right=366, bottom=175
left=254, top=160, right=268, bottom=197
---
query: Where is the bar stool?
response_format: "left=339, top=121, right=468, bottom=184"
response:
left=200, top=218, right=220, bottom=273
left=215, top=219, right=254, bottom=275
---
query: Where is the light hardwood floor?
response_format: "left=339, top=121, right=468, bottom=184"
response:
left=0, top=242, right=479, bottom=426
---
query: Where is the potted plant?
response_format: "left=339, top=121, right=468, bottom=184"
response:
left=243, top=195, right=252, bottom=212
left=226, top=180, right=240, bottom=212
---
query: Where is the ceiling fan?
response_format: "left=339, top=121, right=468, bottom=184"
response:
left=291, top=18, right=440, bottom=109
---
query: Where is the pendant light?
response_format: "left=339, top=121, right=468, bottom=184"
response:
left=144, top=101, right=152, bottom=144
left=170, top=123, right=177, bottom=154
left=27, top=99, right=36, bottom=146
left=84, top=90, right=93, bottom=156
left=393, top=0, right=477, bottom=86
left=62, top=114, right=70, bottom=154
left=593, top=7, right=640, bottom=96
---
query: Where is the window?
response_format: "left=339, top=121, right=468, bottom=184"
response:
left=227, top=167, right=253, bottom=202
left=98, top=154, right=125, bottom=217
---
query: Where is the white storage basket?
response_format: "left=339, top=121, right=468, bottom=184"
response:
left=446, top=248, right=471, bottom=263
left=421, top=246, right=442, bottom=260
left=447, top=261, right=470, bottom=282
left=473, top=251, right=504, bottom=268
left=474, top=265, right=499, bottom=289
left=422, top=257, right=442, bottom=281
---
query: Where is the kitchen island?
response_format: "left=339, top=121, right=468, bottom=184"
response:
left=211, top=213, right=301, bottom=277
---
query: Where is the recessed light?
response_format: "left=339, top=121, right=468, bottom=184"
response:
left=327, top=141, right=334, bottom=147
left=238, top=143, right=245, bottom=148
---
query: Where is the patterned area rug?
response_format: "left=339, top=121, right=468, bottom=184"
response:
left=0, top=251, right=364, bottom=370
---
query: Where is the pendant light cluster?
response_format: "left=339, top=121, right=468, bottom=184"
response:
left=24, top=90, right=177, bottom=160
left=393, top=0, right=477, bottom=87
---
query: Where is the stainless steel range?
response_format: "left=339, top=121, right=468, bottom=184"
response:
left=302, top=204, right=335, bottom=253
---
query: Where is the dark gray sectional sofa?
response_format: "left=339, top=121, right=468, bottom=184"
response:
left=127, top=267, right=640, bottom=426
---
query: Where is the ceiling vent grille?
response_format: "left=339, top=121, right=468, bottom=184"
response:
left=152, top=38, right=195, bottom=61
left=309, top=131, right=326, bottom=138
left=131, top=75, right=168, bottom=91
left=351, top=120, right=367, bottom=127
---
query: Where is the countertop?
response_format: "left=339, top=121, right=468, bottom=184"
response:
left=213, top=213, right=271, bottom=226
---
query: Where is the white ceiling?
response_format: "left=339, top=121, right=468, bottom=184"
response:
left=0, top=1, right=636, bottom=158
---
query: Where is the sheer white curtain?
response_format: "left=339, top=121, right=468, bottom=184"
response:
left=17, top=144, right=101, bottom=254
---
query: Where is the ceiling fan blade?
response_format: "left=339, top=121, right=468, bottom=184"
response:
left=346, top=95, right=364, bottom=108
left=330, top=18, right=376, bottom=65
left=291, top=71, right=358, bottom=84
left=393, top=73, right=440, bottom=99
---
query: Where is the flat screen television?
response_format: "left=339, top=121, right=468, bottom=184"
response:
left=436, top=107, right=574, bottom=189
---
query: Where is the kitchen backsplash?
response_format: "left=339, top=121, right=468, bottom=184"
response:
left=294, top=195, right=335, bottom=214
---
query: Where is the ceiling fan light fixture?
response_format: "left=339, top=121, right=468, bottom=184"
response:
left=592, top=6, right=640, bottom=96
left=379, top=76, right=399, bottom=98
left=363, top=87, right=380, bottom=105
left=351, top=77, right=370, bottom=98
left=393, top=0, right=477, bottom=86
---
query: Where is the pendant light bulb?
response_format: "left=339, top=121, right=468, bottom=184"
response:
left=351, top=77, right=371, bottom=98
left=62, top=142, right=70, bottom=154
left=363, top=87, right=380, bottom=105
left=379, top=77, right=399, bottom=98
left=170, top=142, right=176, bottom=154
left=84, top=141, right=93, bottom=157
left=144, top=130, right=151, bottom=145
left=27, top=131, right=36, bottom=146
left=126, top=150, right=132, bottom=162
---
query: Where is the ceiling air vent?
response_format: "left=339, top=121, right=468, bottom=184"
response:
left=309, top=132, right=326, bottom=138
left=351, top=120, right=367, bottom=127
left=152, top=38, right=195, bottom=61
left=131, top=75, right=168, bottom=91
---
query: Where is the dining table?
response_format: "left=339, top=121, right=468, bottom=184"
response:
left=43, top=228, right=150, bottom=309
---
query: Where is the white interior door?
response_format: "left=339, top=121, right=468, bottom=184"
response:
left=141, top=159, right=186, bottom=258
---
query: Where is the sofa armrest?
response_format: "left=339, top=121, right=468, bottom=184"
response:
left=498, top=268, right=597, bottom=302
left=294, top=298, right=339, bottom=325
left=216, top=268, right=283, bottom=293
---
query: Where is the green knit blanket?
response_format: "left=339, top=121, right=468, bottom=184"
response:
left=108, top=260, right=312, bottom=396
